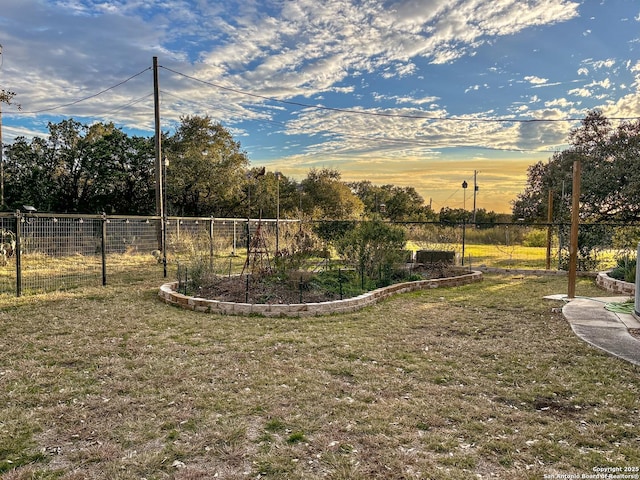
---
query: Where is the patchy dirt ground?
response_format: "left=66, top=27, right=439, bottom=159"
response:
left=193, top=263, right=459, bottom=304
left=195, top=276, right=339, bottom=304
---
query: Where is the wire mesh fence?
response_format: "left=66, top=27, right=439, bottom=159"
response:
left=400, top=221, right=632, bottom=271
left=0, top=212, right=636, bottom=296
left=0, top=215, right=17, bottom=295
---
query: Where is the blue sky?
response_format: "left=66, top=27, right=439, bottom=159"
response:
left=1, top=0, right=639, bottom=213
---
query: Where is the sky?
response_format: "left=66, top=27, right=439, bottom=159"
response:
left=1, top=0, right=639, bottom=213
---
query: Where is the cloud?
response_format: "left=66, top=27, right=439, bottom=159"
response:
left=545, top=98, right=574, bottom=108
left=524, top=76, right=548, bottom=85
left=568, top=87, right=592, bottom=98
left=586, top=78, right=612, bottom=89
left=590, top=58, right=616, bottom=70
left=1, top=0, right=583, bottom=133
left=5, top=0, right=631, bottom=213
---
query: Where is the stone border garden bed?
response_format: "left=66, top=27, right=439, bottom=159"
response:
left=596, top=271, right=635, bottom=296
left=159, top=269, right=483, bottom=317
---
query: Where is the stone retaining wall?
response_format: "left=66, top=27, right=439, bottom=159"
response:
left=596, top=271, right=635, bottom=296
left=159, top=270, right=483, bottom=317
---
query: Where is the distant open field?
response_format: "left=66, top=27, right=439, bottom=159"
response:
left=1, top=271, right=638, bottom=479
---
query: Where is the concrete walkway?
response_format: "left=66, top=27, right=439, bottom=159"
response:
left=556, top=295, right=640, bottom=367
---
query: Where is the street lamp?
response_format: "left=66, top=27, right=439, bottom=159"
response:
left=461, top=180, right=468, bottom=266
left=462, top=180, right=468, bottom=211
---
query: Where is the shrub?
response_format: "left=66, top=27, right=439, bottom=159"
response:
left=336, top=219, right=407, bottom=285
left=522, top=228, right=547, bottom=247
left=609, top=256, right=636, bottom=283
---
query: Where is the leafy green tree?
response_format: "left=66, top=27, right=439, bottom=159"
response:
left=248, top=170, right=300, bottom=219
left=165, top=116, right=249, bottom=217
left=4, top=119, right=155, bottom=213
left=349, top=181, right=436, bottom=221
left=438, top=207, right=470, bottom=224
left=90, top=131, right=155, bottom=214
left=4, top=135, right=56, bottom=211
left=301, top=168, right=364, bottom=219
left=348, top=181, right=389, bottom=218
left=383, top=185, right=436, bottom=221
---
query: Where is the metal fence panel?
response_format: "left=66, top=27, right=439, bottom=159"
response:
left=19, top=216, right=103, bottom=294
left=0, top=212, right=637, bottom=297
left=0, top=216, right=17, bottom=295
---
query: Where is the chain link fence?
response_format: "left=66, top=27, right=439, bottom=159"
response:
left=0, top=212, right=636, bottom=296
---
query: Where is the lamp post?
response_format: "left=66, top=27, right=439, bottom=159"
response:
left=462, top=180, right=468, bottom=211
left=461, top=180, right=468, bottom=266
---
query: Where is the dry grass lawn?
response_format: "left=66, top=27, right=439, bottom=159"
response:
left=1, top=272, right=639, bottom=479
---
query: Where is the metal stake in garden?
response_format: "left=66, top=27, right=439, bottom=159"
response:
left=241, top=219, right=272, bottom=276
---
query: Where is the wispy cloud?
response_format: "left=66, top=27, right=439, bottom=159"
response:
left=524, top=75, right=548, bottom=85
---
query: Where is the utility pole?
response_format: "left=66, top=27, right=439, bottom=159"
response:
left=568, top=158, right=581, bottom=298
left=472, top=170, right=478, bottom=224
left=153, top=56, right=166, bottom=275
left=153, top=56, right=163, bottom=221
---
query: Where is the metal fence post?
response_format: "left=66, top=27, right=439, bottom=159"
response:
left=461, top=219, right=466, bottom=266
left=101, top=213, right=107, bottom=286
left=14, top=210, right=21, bottom=297
left=209, top=217, right=214, bottom=270
left=635, top=243, right=640, bottom=317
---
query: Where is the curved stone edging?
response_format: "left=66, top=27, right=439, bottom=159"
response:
left=596, top=271, right=635, bottom=296
left=477, top=266, right=597, bottom=277
left=158, top=270, right=483, bottom=317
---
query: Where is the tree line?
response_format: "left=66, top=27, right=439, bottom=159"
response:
left=513, top=110, right=640, bottom=224
left=11, top=111, right=635, bottom=226
left=3, top=115, right=507, bottom=223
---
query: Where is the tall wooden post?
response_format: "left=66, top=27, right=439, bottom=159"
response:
left=15, top=210, right=21, bottom=297
left=568, top=159, right=581, bottom=298
left=153, top=57, right=167, bottom=276
left=545, top=189, right=553, bottom=270
left=153, top=57, right=165, bottom=252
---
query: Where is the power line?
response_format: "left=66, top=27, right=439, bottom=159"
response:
left=93, top=93, right=154, bottom=117
left=159, top=64, right=640, bottom=125
left=159, top=88, right=564, bottom=154
left=18, top=67, right=152, bottom=114
left=7, top=61, right=639, bottom=127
